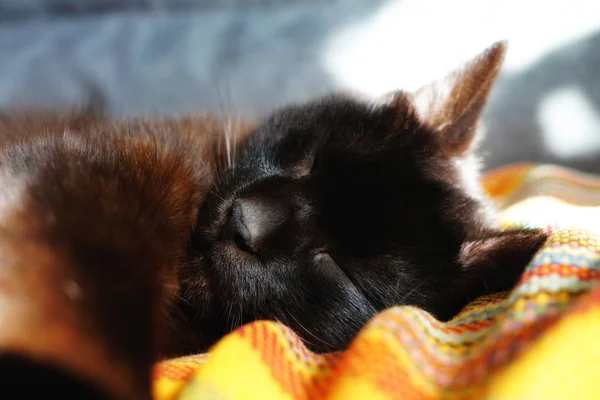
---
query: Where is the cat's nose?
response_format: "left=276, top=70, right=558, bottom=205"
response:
left=229, top=198, right=287, bottom=253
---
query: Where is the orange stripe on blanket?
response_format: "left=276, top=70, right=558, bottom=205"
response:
left=482, top=162, right=536, bottom=199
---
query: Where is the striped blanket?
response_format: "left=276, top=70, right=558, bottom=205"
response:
left=153, top=163, right=600, bottom=400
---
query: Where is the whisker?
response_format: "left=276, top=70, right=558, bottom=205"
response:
left=275, top=314, right=319, bottom=350
left=210, top=189, right=227, bottom=204
left=237, top=302, right=244, bottom=329
left=284, top=309, right=336, bottom=350
left=234, top=117, right=240, bottom=168
left=223, top=117, right=233, bottom=169
left=176, top=293, right=196, bottom=309
left=224, top=301, right=235, bottom=332
left=397, top=275, right=431, bottom=304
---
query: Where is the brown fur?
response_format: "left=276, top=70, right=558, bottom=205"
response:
left=0, top=113, right=253, bottom=399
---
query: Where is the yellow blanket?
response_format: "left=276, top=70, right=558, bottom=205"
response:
left=154, top=163, right=600, bottom=400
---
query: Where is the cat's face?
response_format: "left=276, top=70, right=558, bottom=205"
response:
left=182, top=42, right=547, bottom=352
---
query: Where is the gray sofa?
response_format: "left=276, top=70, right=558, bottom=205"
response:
left=1, top=0, right=599, bottom=172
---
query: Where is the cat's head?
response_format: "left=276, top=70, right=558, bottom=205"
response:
left=182, top=42, right=547, bottom=352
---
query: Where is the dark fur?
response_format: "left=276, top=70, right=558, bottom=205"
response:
left=176, top=42, right=547, bottom=354
left=0, top=42, right=547, bottom=398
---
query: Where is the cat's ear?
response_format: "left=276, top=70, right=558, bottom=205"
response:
left=450, top=228, right=548, bottom=313
left=409, top=42, right=506, bottom=155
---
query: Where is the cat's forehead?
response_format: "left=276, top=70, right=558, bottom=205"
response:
left=254, top=94, right=419, bottom=150
left=270, top=94, right=391, bottom=130
left=235, top=93, right=437, bottom=178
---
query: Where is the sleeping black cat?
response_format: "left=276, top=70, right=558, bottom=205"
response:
left=174, top=41, right=547, bottom=355
left=0, top=42, right=547, bottom=399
